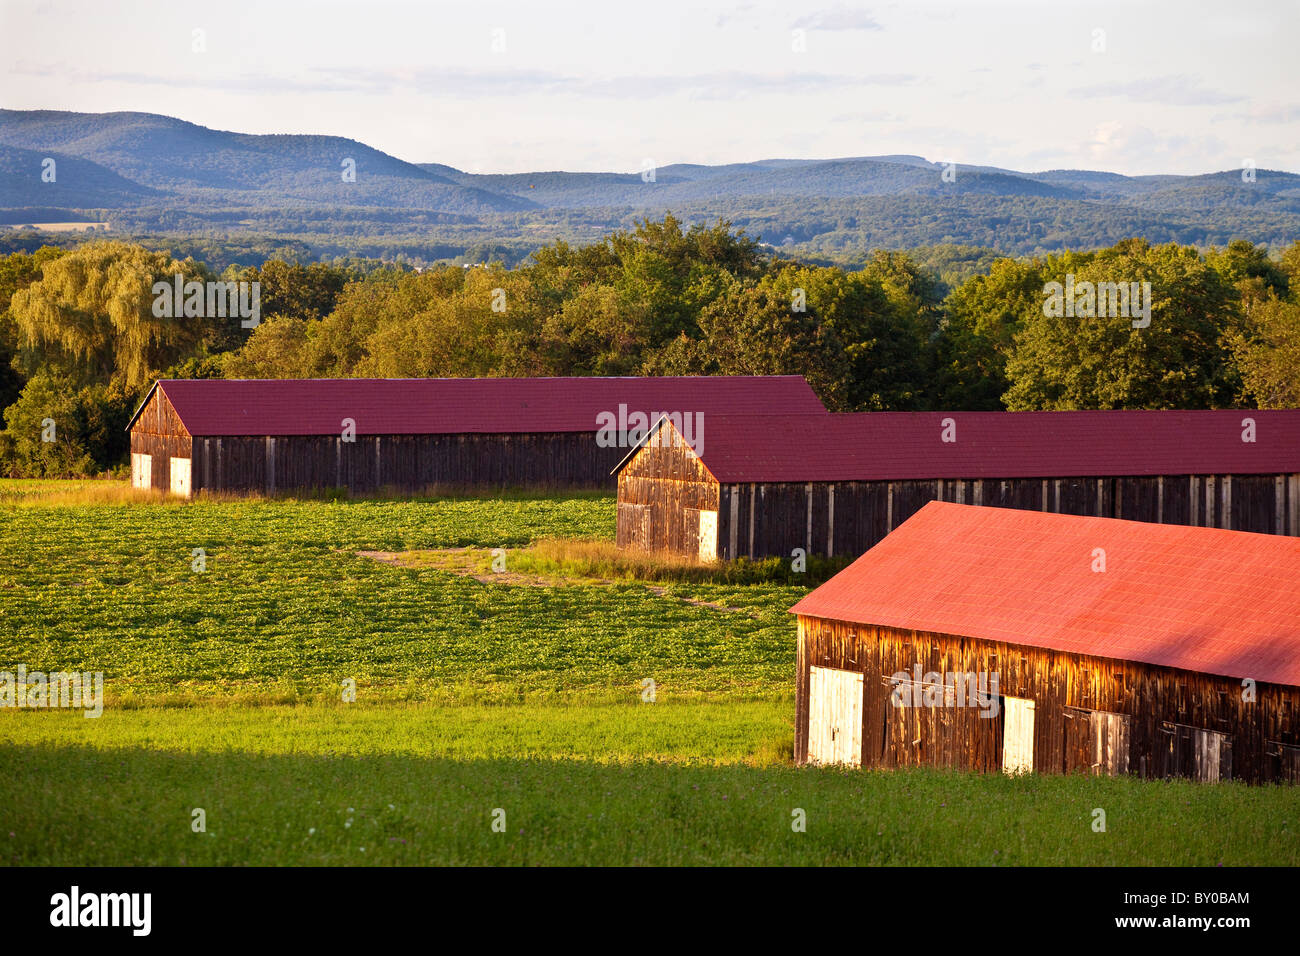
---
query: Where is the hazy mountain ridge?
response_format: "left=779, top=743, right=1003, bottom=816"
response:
left=1, top=109, right=1297, bottom=261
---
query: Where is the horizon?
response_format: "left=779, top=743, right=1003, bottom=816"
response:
left=0, top=106, right=1288, bottom=181
left=2, top=0, right=1296, bottom=177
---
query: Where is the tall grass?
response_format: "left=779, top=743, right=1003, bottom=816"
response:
left=511, top=537, right=851, bottom=585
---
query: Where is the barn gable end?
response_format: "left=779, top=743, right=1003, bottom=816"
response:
left=128, top=383, right=193, bottom=495
left=616, top=417, right=721, bottom=558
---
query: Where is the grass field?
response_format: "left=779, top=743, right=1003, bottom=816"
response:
left=2, top=480, right=1297, bottom=866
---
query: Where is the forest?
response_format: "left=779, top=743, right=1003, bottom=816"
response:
left=1, top=214, right=1298, bottom=477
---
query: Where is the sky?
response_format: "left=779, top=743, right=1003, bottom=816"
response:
left=2, top=0, right=1296, bottom=176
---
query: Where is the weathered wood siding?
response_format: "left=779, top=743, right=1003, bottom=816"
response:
left=794, top=616, right=1300, bottom=784
left=170, top=432, right=625, bottom=495
left=616, top=423, right=718, bottom=555
left=706, top=474, right=1300, bottom=560
left=128, top=387, right=192, bottom=491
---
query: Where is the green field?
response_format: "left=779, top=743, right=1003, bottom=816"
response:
left=2, top=481, right=1298, bottom=866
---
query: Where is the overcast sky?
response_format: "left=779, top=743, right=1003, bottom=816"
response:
left=2, top=0, right=1296, bottom=176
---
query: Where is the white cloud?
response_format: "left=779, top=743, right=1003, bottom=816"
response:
left=792, top=5, right=881, bottom=31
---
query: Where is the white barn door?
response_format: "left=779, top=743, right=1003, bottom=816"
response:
left=807, top=665, right=864, bottom=766
left=698, top=509, right=718, bottom=562
left=169, top=457, right=192, bottom=498
left=1003, top=696, right=1035, bottom=775
left=131, top=453, right=151, bottom=489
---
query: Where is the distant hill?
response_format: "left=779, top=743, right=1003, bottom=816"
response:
left=0, top=110, right=536, bottom=213
left=0, top=142, right=160, bottom=207
left=2, top=108, right=1298, bottom=264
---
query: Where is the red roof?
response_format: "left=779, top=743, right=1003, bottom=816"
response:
left=132, top=376, right=826, bottom=437
left=791, top=501, right=1300, bottom=688
left=664, top=409, right=1300, bottom=481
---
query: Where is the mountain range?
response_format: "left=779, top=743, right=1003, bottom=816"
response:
left=2, top=109, right=1298, bottom=264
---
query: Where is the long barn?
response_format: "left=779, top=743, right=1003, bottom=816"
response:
left=790, top=501, right=1300, bottom=783
left=126, top=376, right=825, bottom=497
left=614, top=409, right=1300, bottom=560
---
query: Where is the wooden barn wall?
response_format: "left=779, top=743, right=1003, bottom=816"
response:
left=794, top=616, right=1300, bottom=784
left=616, top=425, right=718, bottom=554
left=128, top=388, right=192, bottom=490
left=183, top=432, right=626, bottom=495
left=708, top=474, right=1300, bottom=560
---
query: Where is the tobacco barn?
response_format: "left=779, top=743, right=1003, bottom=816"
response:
left=790, top=500, right=1300, bottom=783
left=126, top=376, right=825, bottom=497
left=614, top=409, right=1300, bottom=561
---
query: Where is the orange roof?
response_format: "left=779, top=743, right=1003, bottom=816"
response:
left=790, top=501, right=1300, bottom=688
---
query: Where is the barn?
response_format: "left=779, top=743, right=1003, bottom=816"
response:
left=789, top=500, right=1300, bottom=783
left=614, top=409, right=1300, bottom=561
left=125, top=376, right=825, bottom=497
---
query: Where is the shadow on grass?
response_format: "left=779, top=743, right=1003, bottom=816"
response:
left=2, top=743, right=1293, bottom=866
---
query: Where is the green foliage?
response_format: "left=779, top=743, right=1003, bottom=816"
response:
left=0, top=372, right=135, bottom=476
left=1003, top=240, right=1238, bottom=410
left=0, top=246, right=67, bottom=411
left=7, top=240, right=215, bottom=390
left=1230, top=296, right=1300, bottom=408
left=0, top=226, right=1294, bottom=451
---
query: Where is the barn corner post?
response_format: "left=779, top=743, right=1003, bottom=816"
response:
left=793, top=616, right=809, bottom=765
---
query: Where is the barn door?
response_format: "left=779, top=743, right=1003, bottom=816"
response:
left=1192, top=728, right=1232, bottom=782
left=169, top=457, right=192, bottom=498
left=698, top=510, right=718, bottom=562
left=131, top=453, right=152, bottom=489
left=1267, top=742, right=1300, bottom=783
left=1159, top=723, right=1234, bottom=782
left=1002, top=696, right=1035, bottom=775
left=807, top=665, right=864, bottom=766
left=1065, top=708, right=1131, bottom=776
left=617, top=502, right=651, bottom=551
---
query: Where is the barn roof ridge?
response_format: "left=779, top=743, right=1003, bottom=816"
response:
left=791, top=500, right=1300, bottom=689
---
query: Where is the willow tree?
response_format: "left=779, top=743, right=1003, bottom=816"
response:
left=8, top=241, right=214, bottom=390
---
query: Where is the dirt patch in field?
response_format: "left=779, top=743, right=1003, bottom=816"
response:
left=357, top=547, right=561, bottom=587
left=644, top=586, right=748, bottom=615
left=356, top=547, right=756, bottom=616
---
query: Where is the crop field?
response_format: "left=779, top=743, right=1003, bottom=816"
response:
left=2, top=480, right=1298, bottom=866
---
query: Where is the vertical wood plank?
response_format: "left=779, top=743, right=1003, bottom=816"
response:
left=1276, top=476, right=1285, bottom=535
left=729, top=486, right=739, bottom=560
left=1291, top=475, right=1300, bottom=536
left=266, top=437, right=275, bottom=495
left=827, top=484, right=835, bottom=558
left=749, top=483, right=756, bottom=558
left=806, top=482, right=813, bottom=554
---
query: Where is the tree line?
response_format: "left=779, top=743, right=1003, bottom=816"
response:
left=2, top=215, right=1298, bottom=476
